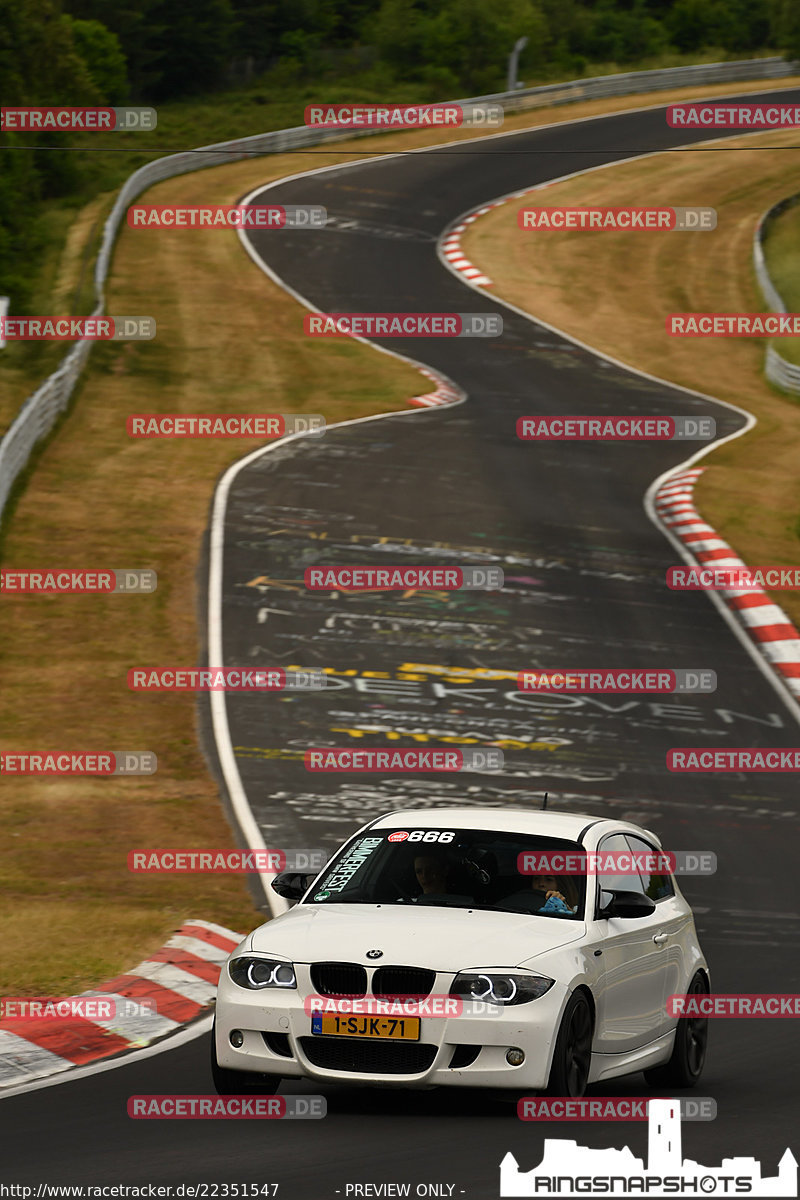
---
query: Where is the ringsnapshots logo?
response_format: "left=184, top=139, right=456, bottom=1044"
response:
left=0, top=317, right=155, bottom=341
left=1, top=106, right=157, bottom=131
left=500, top=1098, right=797, bottom=1197
left=517, top=416, right=715, bottom=441
left=669, top=313, right=800, bottom=337
left=305, top=748, right=503, bottom=772
left=127, top=414, right=325, bottom=438
left=0, top=569, right=156, bottom=593
left=518, top=1097, right=717, bottom=1122
left=667, top=748, right=800, bottom=772
left=127, top=668, right=327, bottom=691
left=128, top=848, right=329, bottom=872
left=517, top=669, right=716, bottom=694
left=304, top=313, right=503, bottom=338
left=518, top=207, right=716, bottom=231
left=667, top=102, right=800, bottom=128
left=304, top=566, right=503, bottom=590
left=1, top=752, right=156, bottom=776
left=127, top=1096, right=326, bottom=1119
left=667, top=565, right=800, bottom=590
left=127, top=205, right=326, bottom=229
left=304, top=102, right=503, bottom=129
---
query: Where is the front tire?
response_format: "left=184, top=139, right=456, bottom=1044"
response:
left=210, top=1019, right=282, bottom=1095
left=546, top=990, right=593, bottom=1098
left=644, top=971, right=709, bottom=1089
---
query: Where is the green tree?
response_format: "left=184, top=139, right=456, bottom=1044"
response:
left=61, top=15, right=129, bottom=101
left=771, top=0, right=800, bottom=61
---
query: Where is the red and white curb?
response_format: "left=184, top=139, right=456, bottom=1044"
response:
left=409, top=367, right=462, bottom=408
left=655, top=468, right=800, bottom=699
left=0, top=919, right=242, bottom=1090
left=440, top=202, right=506, bottom=288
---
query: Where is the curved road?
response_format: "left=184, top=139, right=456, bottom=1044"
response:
left=3, top=89, right=800, bottom=1197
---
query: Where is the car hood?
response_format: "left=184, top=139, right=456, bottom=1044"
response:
left=249, top=904, right=585, bottom=972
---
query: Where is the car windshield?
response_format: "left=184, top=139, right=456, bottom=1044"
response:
left=304, top=828, right=586, bottom=918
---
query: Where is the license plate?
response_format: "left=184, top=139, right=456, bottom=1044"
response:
left=311, top=1013, right=420, bottom=1040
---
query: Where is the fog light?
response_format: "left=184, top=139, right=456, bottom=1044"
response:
left=229, top=1029, right=244, bottom=1048
left=506, top=1047, right=525, bottom=1066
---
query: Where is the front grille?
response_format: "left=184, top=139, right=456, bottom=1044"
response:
left=372, top=965, right=435, bottom=1000
left=310, top=962, right=367, bottom=997
left=261, top=1032, right=292, bottom=1058
left=299, top=1036, right=437, bottom=1074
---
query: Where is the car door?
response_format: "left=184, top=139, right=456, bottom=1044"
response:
left=626, top=834, right=692, bottom=1036
left=589, top=834, right=671, bottom=1053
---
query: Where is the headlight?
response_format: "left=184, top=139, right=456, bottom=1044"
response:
left=228, top=956, right=297, bottom=990
left=450, top=971, right=554, bottom=1005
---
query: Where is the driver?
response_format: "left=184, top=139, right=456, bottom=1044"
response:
left=415, top=853, right=449, bottom=895
left=412, top=852, right=474, bottom=905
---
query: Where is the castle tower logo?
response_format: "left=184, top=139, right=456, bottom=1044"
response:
left=500, top=1098, right=797, bottom=1197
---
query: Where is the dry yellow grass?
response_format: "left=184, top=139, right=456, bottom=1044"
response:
left=3, top=74, right=799, bottom=995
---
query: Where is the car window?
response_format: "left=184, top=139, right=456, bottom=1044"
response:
left=596, top=833, right=646, bottom=906
left=303, top=828, right=587, bottom=918
left=626, top=834, right=675, bottom=901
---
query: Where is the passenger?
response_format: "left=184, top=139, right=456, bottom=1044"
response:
left=530, top=871, right=574, bottom=914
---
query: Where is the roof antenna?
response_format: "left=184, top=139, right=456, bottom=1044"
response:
left=542, top=792, right=548, bottom=810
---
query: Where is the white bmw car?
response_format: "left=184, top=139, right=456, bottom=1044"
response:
left=212, top=808, right=709, bottom=1097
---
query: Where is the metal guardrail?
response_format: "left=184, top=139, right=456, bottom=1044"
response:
left=753, top=193, right=800, bottom=393
left=1, top=55, right=798, bottom=522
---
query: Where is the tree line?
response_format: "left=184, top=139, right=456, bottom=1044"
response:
left=1, top=0, right=799, bottom=313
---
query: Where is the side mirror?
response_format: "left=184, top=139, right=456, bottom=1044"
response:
left=598, top=889, right=656, bottom=919
left=271, top=871, right=317, bottom=902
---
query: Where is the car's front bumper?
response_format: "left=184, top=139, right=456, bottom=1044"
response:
left=214, top=968, right=569, bottom=1090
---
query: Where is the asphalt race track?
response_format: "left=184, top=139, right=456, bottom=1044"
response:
left=3, top=90, right=800, bottom=1197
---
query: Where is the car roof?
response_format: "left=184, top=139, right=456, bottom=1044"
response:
left=367, top=807, right=655, bottom=844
